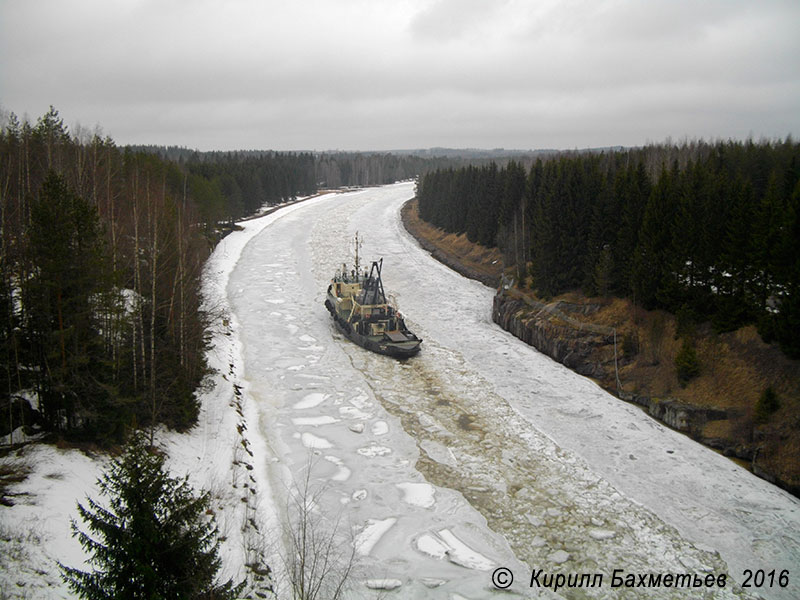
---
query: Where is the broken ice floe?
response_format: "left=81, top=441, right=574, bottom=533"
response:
left=323, top=455, right=351, bottom=482
left=339, top=405, right=371, bottom=420
left=291, top=415, right=338, bottom=427
left=300, top=432, right=332, bottom=449
left=293, top=392, right=327, bottom=409
left=364, top=578, right=403, bottom=590
left=396, top=482, right=436, bottom=508
left=371, top=420, right=389, bottom=436
left=414, top=530, right=495, bottom=571
left=356, top=444, right=392, bottom=457
left=355, top=517, right=397, bottom=556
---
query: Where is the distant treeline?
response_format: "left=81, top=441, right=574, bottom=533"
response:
left=417, top=140, right=800, bottom=357
left=132, top=145, right=467, bottom=222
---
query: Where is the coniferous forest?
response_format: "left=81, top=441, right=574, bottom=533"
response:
left=417, top=140, right=800, bottom=358
left=1, top=108, right=215, bottom=442
left=0, top=107, right=447, bottom=444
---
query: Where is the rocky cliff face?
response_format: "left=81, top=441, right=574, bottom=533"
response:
left=493, top=293, right=730, bottom=442
left=492, top=293, right=612, bottom=379
left=617, top=391, right=728, bottom=438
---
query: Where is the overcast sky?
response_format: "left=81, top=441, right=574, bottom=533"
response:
left=1, top=0, right=798, bottom=151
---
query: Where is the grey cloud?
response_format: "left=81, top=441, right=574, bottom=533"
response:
left=408, top=0, right=511, bottom=42
left=1, top=0, right=798, bottom=150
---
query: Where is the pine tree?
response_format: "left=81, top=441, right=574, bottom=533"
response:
left=26, top=171, right=120, bottom=435
left=60, top=432, right=243, bottom=599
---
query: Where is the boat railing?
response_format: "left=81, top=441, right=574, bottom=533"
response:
left=387, top=293, right=399, bottom=311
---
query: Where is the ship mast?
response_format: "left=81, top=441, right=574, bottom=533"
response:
left=353, top=231, right=363, bottom=275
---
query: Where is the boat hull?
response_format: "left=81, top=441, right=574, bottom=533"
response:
left=325, top=297, right=421, bottom=358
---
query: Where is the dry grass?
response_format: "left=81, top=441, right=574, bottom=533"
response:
left=402, top=199, right=504, bottom=283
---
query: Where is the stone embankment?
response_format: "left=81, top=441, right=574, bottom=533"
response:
left=492, top=287, right=614, bottom=379
left=493, top=290, right=729, bottom=441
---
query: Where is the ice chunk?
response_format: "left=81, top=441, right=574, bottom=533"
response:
left=350, top=391, right=373, bottom=409
left=396, top=482, right=436, bottom=508
left=357, top=444, right=392, bottom=457
left=525, top=514, right=544, bottom=527
left=437, top=529, right=495, bottom=571
left=301, top=432, right=332, bottom=449
left=324, top=455, right=351, bottom=482
left=420, top=439, right=458, bottom=467
left=364, top=579, right=402, bottom=590
left=588, top=528, right=616, bottom=540
left=294, top=392, right=327, bottom=409
left=291, top=416, right=338, bottom=426
left=371, top=420, right=389, bottom=436
left=416, top=533, right=449, bottom=559
left=355, top=517, right=397, bottom=556
left=339, top=405, right=371, bottom=420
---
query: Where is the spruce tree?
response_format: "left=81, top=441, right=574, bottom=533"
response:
left=26, top=171, right=118, bottom=436
left=675, top=338, right=701, bottom=385
left=631, top=165, right=677, bottom=308
left=773, top=179, right=800, bottom=357
left=714, top=178, right=756, bottom=332
left=60, top=432, right=242, bottom=599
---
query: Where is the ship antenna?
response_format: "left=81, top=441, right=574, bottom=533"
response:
left=353, top=231, right=363, bottom=275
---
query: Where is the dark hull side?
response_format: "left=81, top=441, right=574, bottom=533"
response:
left=325, top=299, right=421, bottom=359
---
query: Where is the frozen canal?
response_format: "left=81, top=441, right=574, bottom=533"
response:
left=225, top=182, right=799, bottom=599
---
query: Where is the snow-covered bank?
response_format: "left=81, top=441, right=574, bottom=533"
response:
left=0, top=194, right=331, bottom=598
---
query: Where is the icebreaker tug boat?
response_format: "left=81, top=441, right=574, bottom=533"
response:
left=324, top=234, right=422, bottom=358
